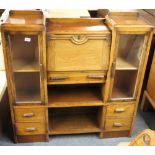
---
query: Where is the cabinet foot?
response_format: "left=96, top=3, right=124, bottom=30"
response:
left=99, top=132, right=104, bottom=138
left=16, top=135, right=48, bottom=143
left=99, top=131, right=130, bottom=138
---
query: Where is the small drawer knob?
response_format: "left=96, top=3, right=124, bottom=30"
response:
left=25, top=128, right=37, bottom=132
left=114, top=108, right=125, bottom=113
left=23, top=113, right=35, bottom=117
left=113, top=123, right=123, bottom=127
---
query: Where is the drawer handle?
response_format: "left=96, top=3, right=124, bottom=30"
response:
left=87, top=74, right=105, bottom=79
left=114, top=108, right=125, bottom=113
left=49, top=76, right=69, bottom=81
left=25, top=128, right=37, bottom=132
left=23, top=113, right=35, bottom=117
left=113, top=123, right=123, bottom=127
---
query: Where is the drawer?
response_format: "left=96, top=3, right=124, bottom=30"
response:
left=48, top=71, right=106, bottom=84
left=47, top=34, right=110, bottom=72
left=106, top=103, right=135, bottom=117
left=14, top=107, right=45, bottom=122
left=105, top=118, right=132, bottom=131
left=15, top=122, right=46, bottom=135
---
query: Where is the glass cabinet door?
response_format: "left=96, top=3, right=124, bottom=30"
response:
left=110, top=34, right=145, bottom=101
left=7, top=33, right=43, bottom=104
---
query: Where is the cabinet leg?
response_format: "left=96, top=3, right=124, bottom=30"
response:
left=99, top=132, right=104, bottom=138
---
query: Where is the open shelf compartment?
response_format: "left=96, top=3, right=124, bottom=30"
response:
left=48, top=107, right=101, bottom=135
left=48, top=84, right=104, bottom=107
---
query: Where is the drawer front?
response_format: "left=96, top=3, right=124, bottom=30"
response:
left=106, top=103, right=135, bottom=117
left=48, top=71, right=106, bottom=84
left=105, top=118, right=132, bottom=131
left=47, top=34, right=110, bottom=72
left=14, top=107, right=45, bottom=122
left=15, top=122, right=46, bottom=135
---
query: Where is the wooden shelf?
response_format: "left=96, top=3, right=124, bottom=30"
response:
left=48, top=85, right=103, bottom=107
left=116, top=57, right=138, bottom=70
left=13, top=59, right=39, bottom=72
left=49, top=113, right=100, bottom=135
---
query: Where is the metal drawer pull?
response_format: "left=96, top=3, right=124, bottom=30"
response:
left=25, top=128, right=37, bottom=132
left=23, top=113, right=35, bottom=117
left=49, top=76, right=69, bottom=81
left=113, top=123, right=123, bottom=127
left=87, top=74, right=105, bottom=79
left=114, top=108, right=125, bottom=113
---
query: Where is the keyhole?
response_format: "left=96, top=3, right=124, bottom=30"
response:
left=77, top=35, right=81, bottom=40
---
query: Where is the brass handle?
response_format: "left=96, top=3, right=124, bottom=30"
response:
left=113, top=123, right=123, bottom=127
left=25, top=128, right=37, bottom=132
left=114, top=108, right=125, bottom=113
left=23, top=113, right=35, bottom=117
left=87, top=74, right=105, bottom=79
left=71, top=35, right=88, bottom=45
left=49, top=76, right=69, bottom=81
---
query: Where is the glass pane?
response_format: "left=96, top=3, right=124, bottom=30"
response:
left=8, top=34, right=42, bottom=103
left=14, top=72, right=41, bottom=103
left=116, top=34, right=144, bottom=70
left=9, top=34, right=39, bottom=72
left=111, top=70, right=138, bottom=99
left=111, top=34, right=145, bottom=100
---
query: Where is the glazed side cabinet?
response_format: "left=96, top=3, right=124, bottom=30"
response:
left=103, top=12, right=153, bottom=137
left=0, top=10, right=153, bottom=143
left=1, top=10, right=48, bottom=142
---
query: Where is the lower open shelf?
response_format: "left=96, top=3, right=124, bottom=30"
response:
left=48, top=84, right=103, bottom=107
left=48, top=107, right=101, bottom=135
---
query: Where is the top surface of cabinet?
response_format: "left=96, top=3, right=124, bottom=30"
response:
left=5, top=10, right=44, bottom=25
left=106, top=13, right=153, bottom=29
left=1, top=10, right=44, bottom=31
left=46, top=18, right=110, bottom=34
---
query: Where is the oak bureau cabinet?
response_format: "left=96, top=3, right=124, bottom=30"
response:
left=0, top=10, right=153, bottom=143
